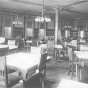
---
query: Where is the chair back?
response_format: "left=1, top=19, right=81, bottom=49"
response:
left=71, top=40, right=77, bottom=46
left=8, top=40, right=15, bottom=45
left=70, top=40, right=78, bottom=50
left=31, top=47, right=42, bottom=54
left=47, top=42, right=55, bottom=49
left=47, top=42, right=55, bottom=55
left=0, top=37, right=5, bottom=44
left=38, top=53, right=48, bottom=72
left=41, top=47, right=47, bottom=54
left=80, top=45, right=88, bottom=51
left=68, top=47, right=73, bottom=61
left=0, top=46, right=9, bottom=88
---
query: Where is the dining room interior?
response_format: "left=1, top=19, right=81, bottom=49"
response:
left=1, top=0, right=88, bottom=88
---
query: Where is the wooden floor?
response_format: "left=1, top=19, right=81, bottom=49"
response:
left=22, top=55, right=88, bottom=88
left=22, top=57, right=73, bottom=88
left=5, top=45, right=88, bottom=88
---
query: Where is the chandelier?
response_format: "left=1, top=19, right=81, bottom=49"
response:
left=64, top=22, right=71, bottom=29
left=13, top=6, right=23, bottom=25
left=35, top=0, right=51, bottom=23
left=13, top=14, right=23, bottom=25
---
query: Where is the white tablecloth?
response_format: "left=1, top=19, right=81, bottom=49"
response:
left=0, top=45, right=18, bottom=50
left=58, top=79, right=88, bottom=88
left=26, top=40, right=32, bottom=43
left=74, top=51, right=88, bottom=60
left=8, top=45, right=18, bottom=50
left=55, top=45, right=63, bottom=49
left=6, top=52, right=41, bottom=80
left=39, top=44, right=63, bottom=49
left=74, top=51, right=88, bottom=81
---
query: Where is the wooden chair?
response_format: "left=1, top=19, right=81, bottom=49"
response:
left=31, top=47, right=42, bottom=54
left=8, top=40, right=16, bottom=45
left=71, top=40, right=78, bottom=50
left=67, top=46, right=79, bottom=78
left=0, top=37, right=5, bottom=44
left=59, top=39, right=66, bottom=57
left=80, top=45, right=88, bottom=51
left=23, top=39, right=31, bottom=52
left=8, top=40, right=18, bottom=53
left=0, top=46, right=23, bottom=88
left=24, top=53, right=48, bottom=88
left=47, top=42, right=55, bottom=57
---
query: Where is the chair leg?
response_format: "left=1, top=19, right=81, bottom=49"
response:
left=68, top=65, right=71, bottom=75
left=40, top=77, right=44, bottom=88
left=71, top=64, right=74, bottom=79
left=44, top=66, right=46, bottom=79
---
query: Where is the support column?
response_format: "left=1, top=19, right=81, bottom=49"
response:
left=55, top=7, right=60, bottom=44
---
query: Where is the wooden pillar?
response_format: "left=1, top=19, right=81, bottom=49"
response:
left=55, top=7, right=60, bottom=44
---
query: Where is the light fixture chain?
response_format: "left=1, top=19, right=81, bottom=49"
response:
left=35, top=0, right=51, bottom=23
left=42, top=0, right=44, bottom=17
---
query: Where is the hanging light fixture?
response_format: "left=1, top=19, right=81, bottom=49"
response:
left=35, top=0, right=51, bottom=23
left=13, top=14, right=23, bottom=25
left=13, top=6, right=23, bottom=25
left=64, top=14, right=72, bottom=29
left=64, top=22, right=72, bottom=29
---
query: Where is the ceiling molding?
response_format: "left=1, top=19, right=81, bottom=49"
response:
left=65, top=0, right=88, bottom=7
left=0, top=7, right=41, bottom=15
left=9, top=0, right=62, bottom=11
left=61, top=9, right=88, bottom=17
left=10, top=0, right=55, bottom=8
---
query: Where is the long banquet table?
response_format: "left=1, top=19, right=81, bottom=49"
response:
left=74, top=51, right=88, bottom=81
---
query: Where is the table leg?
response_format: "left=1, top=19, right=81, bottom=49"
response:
left=55, top=49, right=57, bottom=62
left=27, top=43, right=30, bottom=52
left=56, top=49, right=60, bottom=62
left=40, top=77, right=44, bottom=88
left=76, top=64, right=80, bottom=81
left=27, top=43, right=28, bottom=52
left=55, top=49, right=61, bottom=62
left=58, top=50, right=61, bottom=62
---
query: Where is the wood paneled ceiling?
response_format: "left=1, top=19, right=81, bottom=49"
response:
left=0, top=0, right=88, bottom=20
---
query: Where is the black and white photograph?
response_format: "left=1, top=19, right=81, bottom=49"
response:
left=0, top=0, right=88, bottom=88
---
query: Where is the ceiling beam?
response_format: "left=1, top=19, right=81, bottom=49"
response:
left=9, top=0, right=60, bottom=11
left=0, top=7, right=40, bottom=15
left=10, top=0, right=43, bottom=6
left=65, top=0, right=88, bottom=7
left=9, top=0, right=88, bottom=16
left=62, top=9, right=88, bottom=17
left=10, top=0, right=55, bottom=8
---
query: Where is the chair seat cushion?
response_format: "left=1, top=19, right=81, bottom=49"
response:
left=8, top=74, right=21, bottom=87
